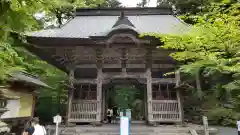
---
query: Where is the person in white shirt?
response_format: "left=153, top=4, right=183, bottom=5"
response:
left=237, top=121, right=240, bottom=135
left=31, top=117, right=46, bottom=135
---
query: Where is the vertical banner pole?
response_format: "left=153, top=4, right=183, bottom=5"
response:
left=56, top=122, right=59, bottom=135
left=203, top=116, right=209, bottom=135
left=120, top=116, right=130, bottom=135
left=53, top=114, right=62, bottom=135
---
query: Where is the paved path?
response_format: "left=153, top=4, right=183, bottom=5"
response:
left=212, top=126, right=237, bottom=135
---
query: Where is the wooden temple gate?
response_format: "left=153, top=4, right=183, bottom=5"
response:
left=25, top=7, right=188, bottom=125
left=64, top=46, right=183, bottom=124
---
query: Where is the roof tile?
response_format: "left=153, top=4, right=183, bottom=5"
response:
left=27, top=15, right=189, bottom=38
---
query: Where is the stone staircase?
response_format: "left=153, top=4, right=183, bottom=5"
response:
left=47, top=125, right=193, bottom=135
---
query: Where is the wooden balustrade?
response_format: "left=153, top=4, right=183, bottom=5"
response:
left=151, top=100, right=181, bottom=122
left=69, top=100, right=98, bottom=122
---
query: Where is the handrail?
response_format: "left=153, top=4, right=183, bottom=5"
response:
left=190, top=129, right=199, bottom=135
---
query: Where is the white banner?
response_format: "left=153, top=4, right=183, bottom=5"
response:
left=120, top=116, right=129, bottom=135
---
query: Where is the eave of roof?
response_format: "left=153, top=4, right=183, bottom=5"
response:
left=9, top=71, right=51, bottom=88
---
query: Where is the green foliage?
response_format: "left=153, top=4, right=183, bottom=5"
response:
left=137, top=0, right=149, bottom=7
left=147, top=2, right=240, bottom=126
left=206, top=107, right=240, bottom=126
left=157, top=0, right=238, bottom=14
left=114, top=86, right=137, bottom=110
left=100, top=0, right=122, bottom=8
left=46, top=0, right=104, bottom=26
left=0, top=0, right=107, bottom=122
left=160, top=3, right=240, bottom=95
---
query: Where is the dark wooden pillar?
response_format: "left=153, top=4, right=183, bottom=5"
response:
left=175, top=70, right=181, bottom=86
left=146, top=68, right=153, bottom=122
left=96, top=48, right=103, bottom=124
left=96, top=67, right=103, bottom=123
left=67, top=69, right=74, bottom=125
left=102, top=86, right=106, bottom=121
left=146, top=48, right=153, bottom=123
left=175, top=70, right=183, bottom=124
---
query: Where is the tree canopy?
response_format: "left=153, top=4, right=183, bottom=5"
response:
left=0, top=0, right=121, bottom=122
left=145, top=2, right=240, bottom=126
left=157, top=0, right=238, bottom=14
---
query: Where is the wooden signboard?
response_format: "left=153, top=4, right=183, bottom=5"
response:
left=1, top=92, right=35, bottom=119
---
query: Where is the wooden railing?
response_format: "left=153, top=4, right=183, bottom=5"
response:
left=69, top=100, right=98, bottom=122
left=152, top=100, right=181, bottom=122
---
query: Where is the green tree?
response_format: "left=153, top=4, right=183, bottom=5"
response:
left=0, top=0, right=104, bottom=122
left=157, top=0, right=238, bottom=14
left=145, top=2, right=240, bottom=126
left=101, top=0, right=122, bottom=8
left=137, top=0, right=149, bottom=7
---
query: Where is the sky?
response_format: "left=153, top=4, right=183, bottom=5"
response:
left=119, top=0, right=157, bottom=7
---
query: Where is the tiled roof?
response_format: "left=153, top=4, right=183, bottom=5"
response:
left=26, top=7, right=190, bottom=38
left=9, top=71, right=50, bottom=88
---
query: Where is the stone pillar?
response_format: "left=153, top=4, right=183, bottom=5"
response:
left=96, top=67, right=103, bottom=123
left=67, top=69, right=74, bottom=125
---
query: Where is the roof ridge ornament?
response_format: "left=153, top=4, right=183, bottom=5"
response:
left=112, top=12, right=135, bottom=28
left=120, top=11, right=125, bottom=19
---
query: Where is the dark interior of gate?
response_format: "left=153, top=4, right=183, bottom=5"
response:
left=25, top=7, right=188, bottom=125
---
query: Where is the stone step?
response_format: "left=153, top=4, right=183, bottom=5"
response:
left=57, top=130, right=191, bottom=135
left=53, top=127, right=191, bottom=132
left=58, top=133, right=191, bottom=135
left=49, top=128, right=192, bottom=135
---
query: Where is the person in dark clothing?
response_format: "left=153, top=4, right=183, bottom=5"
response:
left=107, top=108, right=113, bottom=124
left=23, top=121, right=35, bottom=135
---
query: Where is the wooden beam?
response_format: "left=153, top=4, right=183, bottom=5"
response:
left=74, top=79, right=97, bottom=84
left=76, top=64, right=97, bottom=68
left=103, top=72, right=146, bottom=79
left=151, top=78, right=176, bottom=84
left=103, top=64, right=121, bottom=68
left=75, top=64, right=175, bottom=69
left=74, top=78, right=176, bottom=84
left=106, top=33, right=150, bottom=45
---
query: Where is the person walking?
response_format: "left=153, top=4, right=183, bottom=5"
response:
left=237, top=120, right=240, bottom=135
left=22, top=121, right=35, bottom=135
left=107, top=108, right=113, bottom=124
left=31, top=117, right=46, bottom=135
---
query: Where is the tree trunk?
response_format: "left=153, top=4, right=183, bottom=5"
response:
left=196, top=70, right=202, bottom=98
